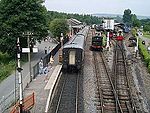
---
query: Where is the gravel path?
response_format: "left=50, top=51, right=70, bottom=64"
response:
left=124, top=34, right=150, bottom=112
left=82, top=30, right=97, bottom=113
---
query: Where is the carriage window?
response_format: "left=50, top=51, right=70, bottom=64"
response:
left=69, top=50, right=76, bottom=65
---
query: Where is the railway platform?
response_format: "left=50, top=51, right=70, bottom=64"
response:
left=0, top=39, right=58, bottom=113
left=24, top=64, right=62, bottom=113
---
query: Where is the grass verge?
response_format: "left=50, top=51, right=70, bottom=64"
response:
left=0, top=53, right=27, bottom=83
left=143, top=32, right=150, bottom=39
left=0, top=61, right=16, bottom=83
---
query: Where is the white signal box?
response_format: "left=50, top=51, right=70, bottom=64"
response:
left=103, top=19, right=114, bottom=30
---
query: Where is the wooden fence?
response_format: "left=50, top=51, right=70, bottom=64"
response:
left=10, top=92, right=35, bottom=113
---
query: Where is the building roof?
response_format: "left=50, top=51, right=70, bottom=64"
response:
left=67, top=18, right=82, bottom=26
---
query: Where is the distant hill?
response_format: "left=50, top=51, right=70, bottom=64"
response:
left=92, top=13, right=150, bottom=20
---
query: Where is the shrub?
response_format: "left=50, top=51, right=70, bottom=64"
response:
left=138, top=38, right=150, bottom=72
left=0, top=52, right=11, bottom=64
left=131, top=28, right=137, bottom=37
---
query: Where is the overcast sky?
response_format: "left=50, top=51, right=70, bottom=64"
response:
left=44, top=0, right=150, bottom=16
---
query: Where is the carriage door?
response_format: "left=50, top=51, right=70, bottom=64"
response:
left=69, top=50, right=76, bottom=65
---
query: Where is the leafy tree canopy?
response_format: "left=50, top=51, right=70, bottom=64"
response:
left=131, top=14, right=141, bottom=27
left=143, top=21, right=150, bottom=32
left=123, top=9, right=132, bottom=25
left=49, top=18, right=69, bottom=41
left=0, top=0, right=48, bottom=56
left=47, top=11, right=102, bottom=25
left=123, top=9, right=141, bottom=27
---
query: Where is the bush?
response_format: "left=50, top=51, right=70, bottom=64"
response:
left=138, top=38, right=150, bottom=72
left=131, top=28, right=137, bottom=37
left=0, top=52, right=11, bottom=64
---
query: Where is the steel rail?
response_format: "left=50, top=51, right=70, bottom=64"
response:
left=93, top=51, right=123, bottom=113
left=55, top=72, right=80, bottom=113
left=114, top=40, right=138, bottom=113
left=76, top=73, right=80, bottom=113
left=100, top=52, right=124, bottom=113
left=55, top=73, right=68, bottom=113
left=118, top=41, right=138, bottom=113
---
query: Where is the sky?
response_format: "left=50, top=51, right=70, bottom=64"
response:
left=44, top=0, right=150, bottom=16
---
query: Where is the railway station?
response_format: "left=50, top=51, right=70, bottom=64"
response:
left=0, top=1, right=150, bottom=113
left=7, top=21, right=148, bottom=113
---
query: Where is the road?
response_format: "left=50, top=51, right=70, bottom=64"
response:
left=0, top=39, right=57, bottom=112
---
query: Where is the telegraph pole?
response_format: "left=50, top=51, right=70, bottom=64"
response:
left=17, top=37, right=23, bottom=113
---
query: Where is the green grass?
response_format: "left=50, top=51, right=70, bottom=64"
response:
left=143, top=34, right=150, bottom=39
left=0, top=61, right=16, bottom=83
left=0, top=53, right=28, bottom=83
left=143, top=32, right=150, bottom=39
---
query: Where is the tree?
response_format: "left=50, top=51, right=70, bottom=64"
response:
left=131, top=14, right=141, bottom=27
left=47, top=11, right=102, bottom=25
left=140, top=19, right=150, bottom=32
left=123, top=9, right=132, bottom=25
left=115, top=16, right=123, bottom=23
left=0, top=0, right=48, bottom=56
left=49, top=18, right=69, bottom=41
left=143, top=22, right=150, bottom=32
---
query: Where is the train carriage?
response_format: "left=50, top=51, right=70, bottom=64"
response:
left=62, top=27, right=89, bottom=70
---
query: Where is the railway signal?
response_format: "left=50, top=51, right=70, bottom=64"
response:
left=16, top=37, right=23, bottom=113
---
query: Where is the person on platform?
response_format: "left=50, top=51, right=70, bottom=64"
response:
left=39, top=58, right=44, bottom=75
left=49, top=56, right=54, bottom=68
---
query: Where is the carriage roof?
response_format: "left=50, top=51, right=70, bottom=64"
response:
left=63, top=34, right=85, bottom=50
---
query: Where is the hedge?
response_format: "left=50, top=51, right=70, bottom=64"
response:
left=138, top=38, right=150, bottom=72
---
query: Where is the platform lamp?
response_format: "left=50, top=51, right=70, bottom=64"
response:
left=59, top=33, right=64, bottom=63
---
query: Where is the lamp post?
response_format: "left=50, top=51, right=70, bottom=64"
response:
left=27, top=32, right=33, bottom=82
left=16, top=37, right=23, bottom=113
left=59, top=33, right=64, bottom=63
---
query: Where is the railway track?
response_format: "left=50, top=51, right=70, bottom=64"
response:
left=93, top=51, right=123, bottom=113
left=113, top=41, right=138, bottom=113
left=49, top=71, right=80, bottom=113
left=93, top=41, right=139, bottom=113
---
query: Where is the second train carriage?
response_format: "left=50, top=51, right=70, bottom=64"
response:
left=62, top=27, right=89, bottom=70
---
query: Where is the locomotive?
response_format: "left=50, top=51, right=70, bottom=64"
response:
left=62, top=26, right=89, bottom=70
left=91, top=35, right=103, bottom=51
